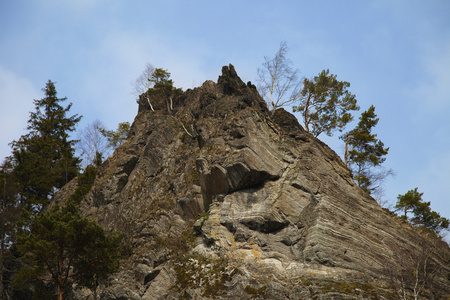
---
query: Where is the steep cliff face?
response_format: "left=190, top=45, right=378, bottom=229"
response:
left=73, top=65, right=449, bottom=299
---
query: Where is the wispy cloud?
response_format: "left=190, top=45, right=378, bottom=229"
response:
left=0, top=66, right=39, bottom=159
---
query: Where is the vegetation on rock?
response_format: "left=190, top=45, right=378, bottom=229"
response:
left=69, top=165, right=98, bottom=205
left=98, top=121, right=130, bottom=151
left=343, top=105, right=390, bottom=195
left=395, top=187, right=449, bottom=234
left=293, top=68, right=360, bottom=137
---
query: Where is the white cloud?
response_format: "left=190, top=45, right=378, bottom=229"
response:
left=0, top=66, right=39, bottom=160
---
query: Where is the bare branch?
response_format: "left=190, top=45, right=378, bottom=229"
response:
left=76, top=120, right=110, bottom=169
left=133, top=63, right=156, bottom=112
left=132, top=63, right=155, bottom=96
left=257, top=41, right=302, bottom=110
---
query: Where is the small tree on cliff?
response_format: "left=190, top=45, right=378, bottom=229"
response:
left=395, top=188, right=449, bottom=234
left=98, top=122, right=131, bottom=151
left=343, top=105, right=390, bottom=195
left=293, top=69, right=359, bottom=137
left=14, top=203, right=121, bottom=300
left=257, top=41, right=302, bottom=110
left=147, top=68, right=183, bottom=113
left=134, top=65, right=182, bottom=112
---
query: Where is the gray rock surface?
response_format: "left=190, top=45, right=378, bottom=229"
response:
left=67, top=64, right=450, bottom=299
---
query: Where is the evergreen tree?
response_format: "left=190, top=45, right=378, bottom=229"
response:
left=293, top=69, right=359, bottom=137
left=343, top=105, right=390, bottom=194
left=98, top=122, right=131, bottom=151
left=395, top=188, right=450, bottom=234
left=69, top=165, right=98, bottom=205
left=0, top=158, right=22, bottom=296
left=0, top=158, right=20, bottom=250
left=10, top=80, right=81, bottom=210
left=146, top=68, right=182, bottom=113
left=395, top=187, right=422, bottom=219
left=14, top=203, right=121, bottom=300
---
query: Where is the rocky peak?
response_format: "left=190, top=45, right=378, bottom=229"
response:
left=69, top=65, right=450, bottom=299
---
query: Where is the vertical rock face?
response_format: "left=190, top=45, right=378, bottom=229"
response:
left=72, top=65, right=450, bottom=299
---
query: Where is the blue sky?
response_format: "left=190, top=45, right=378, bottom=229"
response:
left=1, top=0, right=449, bottom=227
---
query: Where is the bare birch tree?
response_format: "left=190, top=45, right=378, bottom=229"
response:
left=257, top=41, right=302, bottom=110
left=132, top=63, right=156, bottom=111
left=387, top=239, right=449, bottom=299
left=76, top=120, right=109, bottom=168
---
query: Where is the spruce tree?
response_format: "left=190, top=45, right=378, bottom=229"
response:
left=10, top=80, right=81, bottom=210
left=343, top=105, right=389, bottom=194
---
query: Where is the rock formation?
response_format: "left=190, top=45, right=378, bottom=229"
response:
left=67, top=65, right=449, bottom=299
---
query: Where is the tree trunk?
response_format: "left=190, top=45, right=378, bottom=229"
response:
left=145, top=96, right=154, bottom=112
left=58, top=285, right=65, bottom=300
left=303, top=93, right=312, bottom=132
left=344, top=134, right=349, bottom=166
left=93, top=275, right=98, bottom=300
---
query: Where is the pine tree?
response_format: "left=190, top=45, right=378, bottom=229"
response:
left=395, top=188, right=450, bottom=234
left=98, top=122, right=131, bottom=151
left=146, top=68, right=182, bottom=112
left=395, top=187, right=422, bottom=219
left=293, top=69, right=359, bottom=137
left=10, top=80, right=82, bottom=210
left=343, top=105, right=389, bottom=194
left=14, top=203, right=121, bottom=300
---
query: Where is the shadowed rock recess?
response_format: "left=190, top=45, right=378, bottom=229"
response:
left=68, top=65, right=449, bottom=299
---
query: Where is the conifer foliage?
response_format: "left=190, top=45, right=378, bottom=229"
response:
left=293, top=69, right=359, bottom=137
left=147, top=68, right=183, bottom=112
left=395, top=188, right=449, bottom=234
left=98, top=122, right=131, bottom=150
left=10, top=80, right=81, bottom=210
left=14, top=203, right=121, bottom=300
left=343, top=105, right=389, bottom=194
